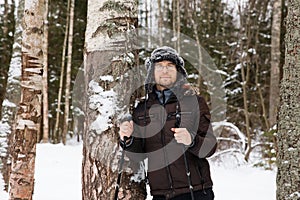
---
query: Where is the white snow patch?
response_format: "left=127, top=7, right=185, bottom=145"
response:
left=211, top=163, right=276, bottom=200
left=2, top=99, right=16, bottom=108
left=0, top=142, right=277, bottom=200
left=234, top=63, right=242, bottom=71
left=0, top=122, right=11, bottom=136
left=88, top=80, right=118, bottom=134
left=248, top=48, right=257, bottom=54
left=100, top=75, right=114, bottom=82
left=89, top=80, right=104, bottom=93
left=16, top=119, right=37, bottom=130
left=33, top=143, right=82, bottom=200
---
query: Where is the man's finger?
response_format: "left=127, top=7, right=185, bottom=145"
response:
left=171, top=128, right=179, bottom=132
left=171, top=128, right=185, bottom=133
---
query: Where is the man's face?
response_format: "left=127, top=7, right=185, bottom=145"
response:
left=154, top=60, right=177, bottom=90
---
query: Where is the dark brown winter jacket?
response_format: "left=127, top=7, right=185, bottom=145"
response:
left=123, top=85, right=217, bottom=199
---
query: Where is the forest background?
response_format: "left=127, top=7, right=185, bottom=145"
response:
left=0, top=0, right=299, bottom=199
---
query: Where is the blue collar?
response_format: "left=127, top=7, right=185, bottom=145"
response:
left=155, top=88, right=173, bottom=105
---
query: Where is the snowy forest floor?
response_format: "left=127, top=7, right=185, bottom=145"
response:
left=0, top=142, right=276, bottom=200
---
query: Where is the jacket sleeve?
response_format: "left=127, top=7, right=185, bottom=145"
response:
left=188, top=96, right=217, bottom=158
left=119, top=108, right=146, bottom=163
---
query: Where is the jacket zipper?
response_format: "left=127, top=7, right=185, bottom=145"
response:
left=161, top=91, right=174, bottom=192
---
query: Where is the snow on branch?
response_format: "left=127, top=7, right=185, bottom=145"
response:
left=213, top=121, right=246, bottom=151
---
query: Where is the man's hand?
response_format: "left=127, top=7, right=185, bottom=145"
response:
left=171, top=128, right=192, bottom=146
left=119, top=121, right=133, bottom=141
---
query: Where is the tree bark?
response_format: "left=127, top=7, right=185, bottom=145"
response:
left=8, top=0, right=45, bottom=198
left=42, top=0, right=49, bottom=143
left=82, top=0, right=145, bottom=199
left=276, top=0, right=300, bottom=199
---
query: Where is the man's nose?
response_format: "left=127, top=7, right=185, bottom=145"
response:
left=162, top=66, right=168, bottom=73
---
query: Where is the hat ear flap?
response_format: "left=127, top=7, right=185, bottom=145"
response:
left=178, top=56, right=184, bottom=68
left=145, top=57, right=151, bottom=71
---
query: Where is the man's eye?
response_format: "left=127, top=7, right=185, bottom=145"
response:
left=155, top=65, right=176, bottom=71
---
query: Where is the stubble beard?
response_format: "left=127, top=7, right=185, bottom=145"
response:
left=156, top=78, right=175, bottom=90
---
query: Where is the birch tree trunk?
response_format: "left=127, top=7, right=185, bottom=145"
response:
left=172, top=0, right=176, bottom=48
left=42, top=0, right=49, bottom=143
left=0, top=0, right=24, bottom=191
left=53, top=0, right=70, bottom=143
left=82, top=0, right=145, bottom=199
left=176, top=0, right=180, bottom=54
left=276, top=0, right=300, bottom=199
left=269, top=0, right=283, bottom=127
left=8, top=0, right=44, bottom=198
left=62, top=0, right=75, bottom=144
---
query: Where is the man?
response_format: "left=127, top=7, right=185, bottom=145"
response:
left=119, top=46, right=217, bottom=200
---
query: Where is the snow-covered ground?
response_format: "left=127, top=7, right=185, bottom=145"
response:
left=0, top=143, right=276, bottom=200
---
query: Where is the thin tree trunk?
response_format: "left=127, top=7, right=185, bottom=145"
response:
left=269, top=0, right=283, bottom=127
left=62, top=0, right=75, bottom=144
left=53, top=0, right=70, bottom=143
left=276, top=0, right=300, bottom=199
left=241, top=62, right=251, bottom=162
left=163, top=0, right=170, bottom=22
left=238, top=2, right=252, bottom=161
left=254, top=17, right=269, bottom=131
left=185, top=0, right=204, bottom=95
left=42, top=0, right=49, bottom=143
left=255, top=63, right=269, bottom=131
left=146, top=0, right=152, bottom=48
left=172, top=0, right=176, bottom=48
left=9, top=0, right=44, bottom=198
left=158, top=0, right=163, bottom=45
left=176, top=0, right=180, bottom=54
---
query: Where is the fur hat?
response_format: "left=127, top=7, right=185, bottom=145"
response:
left=145, top=46, right=188, bottom=92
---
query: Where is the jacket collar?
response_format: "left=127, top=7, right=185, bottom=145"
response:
left=146, top=85, right=188, bottom=106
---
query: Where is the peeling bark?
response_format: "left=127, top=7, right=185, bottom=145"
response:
left=9, top=0, right=45, bottom=199
left=9, top=54, right=43, bottom=200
